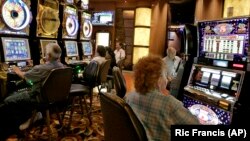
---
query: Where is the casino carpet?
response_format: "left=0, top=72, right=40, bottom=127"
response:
left=6, top=94, right=104, bottom=141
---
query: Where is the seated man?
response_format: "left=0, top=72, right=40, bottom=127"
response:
left=114, top=41, right=125, bottom=70
left=0, top=43, right=64, bottom=139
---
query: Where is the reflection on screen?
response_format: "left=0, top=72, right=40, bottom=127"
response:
left=2, top=37, right=30, bottom=62
left=82, top=42, right=92, bottom=56
left=220, top=76, right=231, bottom=89
left=65, top=41, right=78, bottom=57
left=201, top=72, right=210, bottom=84
left=211, top=74, right=220, bottom=86
left=40, top=40, right=58, bottom=58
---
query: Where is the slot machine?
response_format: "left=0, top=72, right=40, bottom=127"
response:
left=59, top=0, right=88, bottom=83
left=167, top=24, right=197, bottom=100
left=0, top=0, right=33, bottom=97
left=67, top=5, right=93, bottom=82
left=79, top=11, right=93, bottom=61
left=58, top=0, right=80, bottom=65
left=30, top=0, right=60, bottom=65
left=183, top=16, right=250, bottom=125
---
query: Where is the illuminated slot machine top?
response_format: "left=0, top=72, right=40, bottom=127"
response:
left=183, top=16, right=250, bottom=125
left=1, top=37, right=32, bottom=72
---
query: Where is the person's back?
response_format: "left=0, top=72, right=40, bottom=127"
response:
left=92, top=45, right=106, bottom=65
left=105, top=46, right=117, bottom=75
left=126, top=55, right=200, bottom=141
left=25, top=61, right=64, bottom=94
left=127, top=90, right=199, bottom=141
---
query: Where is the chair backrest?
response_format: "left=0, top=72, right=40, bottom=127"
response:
left=100, top=93, right=147, bottom=141
left=117, top=58, right=125, bottom=71
left=98, top=59, right=111, bottom=84
left=113, top=66, right=127, bottom=98
left=41, top=67, right=72, bottom=103
left=83, top=60, right=99, bottom=87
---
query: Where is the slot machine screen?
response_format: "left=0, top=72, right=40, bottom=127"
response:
left=220, top=75, right=231, bottom=89
left=65, top=41, right=78, bottom=57
left=188, top=64, right=244, bottom=98
left=198, top=17, right=249, bottom=61
left=82, top=41, right=92, bottom=56
left=211, top=74, right=220, bottom=86
left=1, top=37, right=31, bottom=62
left=201, top=72, right=210, bottom=84
left=40, top=40, right=58, bottom=58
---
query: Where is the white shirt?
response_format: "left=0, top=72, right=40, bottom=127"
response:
left=92, top=56, right=106, bottom=65
left=162, top=56, right=181, bottom=80
left=114, top=48, right=125, bottom=64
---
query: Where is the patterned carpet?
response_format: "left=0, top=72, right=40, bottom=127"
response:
left=6, top=94, right=104, bottom=141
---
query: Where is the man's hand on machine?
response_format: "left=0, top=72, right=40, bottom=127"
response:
left=12, top=66, right=25, bottom=79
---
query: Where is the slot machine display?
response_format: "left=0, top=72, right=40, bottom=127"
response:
left=79, top=11, right=93, bottom=61
left=183, top=16, right=250, bottom=125
left=64, top=40, right=79, bottom=63
left=30, top=0, right=60, bottom=65
left=59, top=0, right=88, bottom=83
left=59, top=0, right=80, bottom=65
left=0, top=0, right=33, bottom=97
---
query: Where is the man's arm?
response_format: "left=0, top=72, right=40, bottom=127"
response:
left=121, top=49, right=126, bottom=59
left=12, top=66, right=25, bottom=79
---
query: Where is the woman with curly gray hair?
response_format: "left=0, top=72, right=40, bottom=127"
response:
left=126, top=55, right=200, bottom=141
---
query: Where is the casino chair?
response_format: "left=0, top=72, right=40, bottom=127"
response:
left=96, top=59, right=111, bottom=93
left=100, top=92, right=148, bottom=141
left=112, top=66, right=127, bottom=98
left=65, top=60, right=99, bottom=128
left=27, top=67, right=73, bottom=140
left=117, top=58, right=125, bottom=72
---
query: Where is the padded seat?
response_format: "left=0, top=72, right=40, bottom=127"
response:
left=70, top=84, right=90, bottom=94
left=112, top=66, right=127, bottom=98
left=66, top=61, right=99, bottom=128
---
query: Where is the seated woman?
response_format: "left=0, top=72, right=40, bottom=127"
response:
left=126, top=55, right=200, bottom=141
left=92, top=45, right=106, bottom=65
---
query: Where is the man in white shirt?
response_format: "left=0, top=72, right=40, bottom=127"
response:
left=162, top=47, right=181, bottom=82
left=114, top=42, right=126, bottom=64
